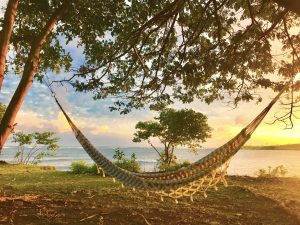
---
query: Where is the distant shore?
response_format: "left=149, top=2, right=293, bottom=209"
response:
left=243, top=143, right=300, bottom=150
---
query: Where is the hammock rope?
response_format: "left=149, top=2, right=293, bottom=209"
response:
left=46, top=82, right=290, bottom=201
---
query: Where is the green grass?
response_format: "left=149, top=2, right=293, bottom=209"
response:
left=0, top=164, right=119, bottom=194
left=0, top=164, right=299, bottom=225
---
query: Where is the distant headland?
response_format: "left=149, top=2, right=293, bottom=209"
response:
left=243, top=144, right=300, bottom=150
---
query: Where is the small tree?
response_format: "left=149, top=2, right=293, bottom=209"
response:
left=12, top=131, right=59, bottom=164
left=133, top=108, right=212, bottom=169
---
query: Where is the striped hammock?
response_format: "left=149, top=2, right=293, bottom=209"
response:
left=51, top=85, right=288, bottom=202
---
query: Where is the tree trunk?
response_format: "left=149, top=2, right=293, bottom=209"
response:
left=273, top=0, right=300, bottom=16
left=0, top=0, right=19, bottom=91
left=168, top=145, right=175, bottom=165
left=0, top=2, right=69, bottom=151
left=164, top=142, right=171, bottom=165
left=165, top=148, right=169, bottom=164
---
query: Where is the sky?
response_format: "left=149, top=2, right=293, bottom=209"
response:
left=1, top=1, right=300, bottom=148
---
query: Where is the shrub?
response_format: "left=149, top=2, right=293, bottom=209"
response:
left=157, top=160, right=191, bottom=172
left=256, top=165, right=288, bottom=178
left=12, top=131, right=59, bottom=165
left=70, top=161, right=98, bottom=174
left=113, top=148, right=141, bottom=172
left=70, top=149, right=141, bottom=175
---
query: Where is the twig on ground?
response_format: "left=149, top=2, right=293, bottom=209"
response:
left=138, top=213, right=152, bottom=225
left=79, top=214, right=97, bottom=222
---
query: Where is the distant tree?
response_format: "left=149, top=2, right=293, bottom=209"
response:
left=133, top=108, right=212, bottom=167
left=12, top=131, right=59, bottom=164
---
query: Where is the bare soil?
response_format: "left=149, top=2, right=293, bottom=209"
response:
left=0, top=166, right=299, bottom=225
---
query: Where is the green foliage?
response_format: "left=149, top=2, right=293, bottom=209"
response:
left=0, top=103, right=6, bottom=122
left=3, top=1, right=300, bottom=129
left=256, top=165, right=288, bottom=178
left=12, top=131, right=59, bottom=165
left=8, top=1, right=73, bottom=80
left=61, top=1, right=299, bottom=114
left=133, top=108, right=211, bottom=165
left=70, top=161, right=98, bottom=175
left=113, top=148, right=141, bottom=172
left=157, top=160, right=191, bottom=172
left=113, top=148, right=125, bottom=162
left=156, top=152, right=178, bottom=171
left=71, top=149, right=141, bottom=174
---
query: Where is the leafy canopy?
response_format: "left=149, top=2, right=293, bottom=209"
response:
left=133, top=108, right=212, bottom=151
left=56, top=0, right=300, bottom=113
left=4, top=1, right=300, bottom=123
left=4, top=0, right=126, bottom=81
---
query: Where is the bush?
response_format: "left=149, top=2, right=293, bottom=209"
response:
left=157, top=160, right=191, bottom=172
left=70, top=161, right=98, bottom=174
left=114, top=159, right=141, bottom=172
left=70, top=149, right=141, bottom=175
left=12, top=131, right=59, bottom=165
left=113, top=148, right=141, bottom=172
left=256, top=165, right=288, bottom=178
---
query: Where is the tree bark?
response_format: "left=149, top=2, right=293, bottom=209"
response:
left=0, top=2, right=69, bottom=151
left=165, top=142, right=171, bottom=165
left=0, top=0, right=19, bottom=91
left=168, top=145, right=175, bottom=165
left=273, top=0, right=300, bottom=16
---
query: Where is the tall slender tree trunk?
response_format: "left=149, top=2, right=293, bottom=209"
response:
left=168, top=145, right=175, bottom=165
left=0, top=2, right=69, bottom=151
left=273, top=0, right=300, bottom=16
left=164, top=143, right=171, bottom=165
left=0, top=0, right=19, bottom=91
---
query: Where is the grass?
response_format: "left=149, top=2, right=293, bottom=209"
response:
left=0, top=164, right=118, bottom=194
left=0, top=164, right=299, bottom=225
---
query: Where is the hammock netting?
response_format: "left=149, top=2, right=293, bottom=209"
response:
left=51, top=84, right=289, bottom=202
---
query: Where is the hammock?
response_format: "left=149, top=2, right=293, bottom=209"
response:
left=49, top=84, right=289, bottom=201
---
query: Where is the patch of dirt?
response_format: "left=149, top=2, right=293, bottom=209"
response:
left=0, top=182, right=299, bottom=225
left=231, top=176, right=300, bottom=222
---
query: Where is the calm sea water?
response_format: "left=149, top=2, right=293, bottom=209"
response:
left=1, top=146, right=300, bottom=177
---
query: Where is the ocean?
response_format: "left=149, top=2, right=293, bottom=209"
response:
left=1, top=146, right=300, bottom=177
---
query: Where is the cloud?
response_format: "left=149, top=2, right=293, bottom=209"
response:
left=14, top=111, right=71, bottom=133
left=90, top=125, right=110, bottom=135
left=0, top=1, right=8, bottom=17
left=234, top=115, right=248, bottom=125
